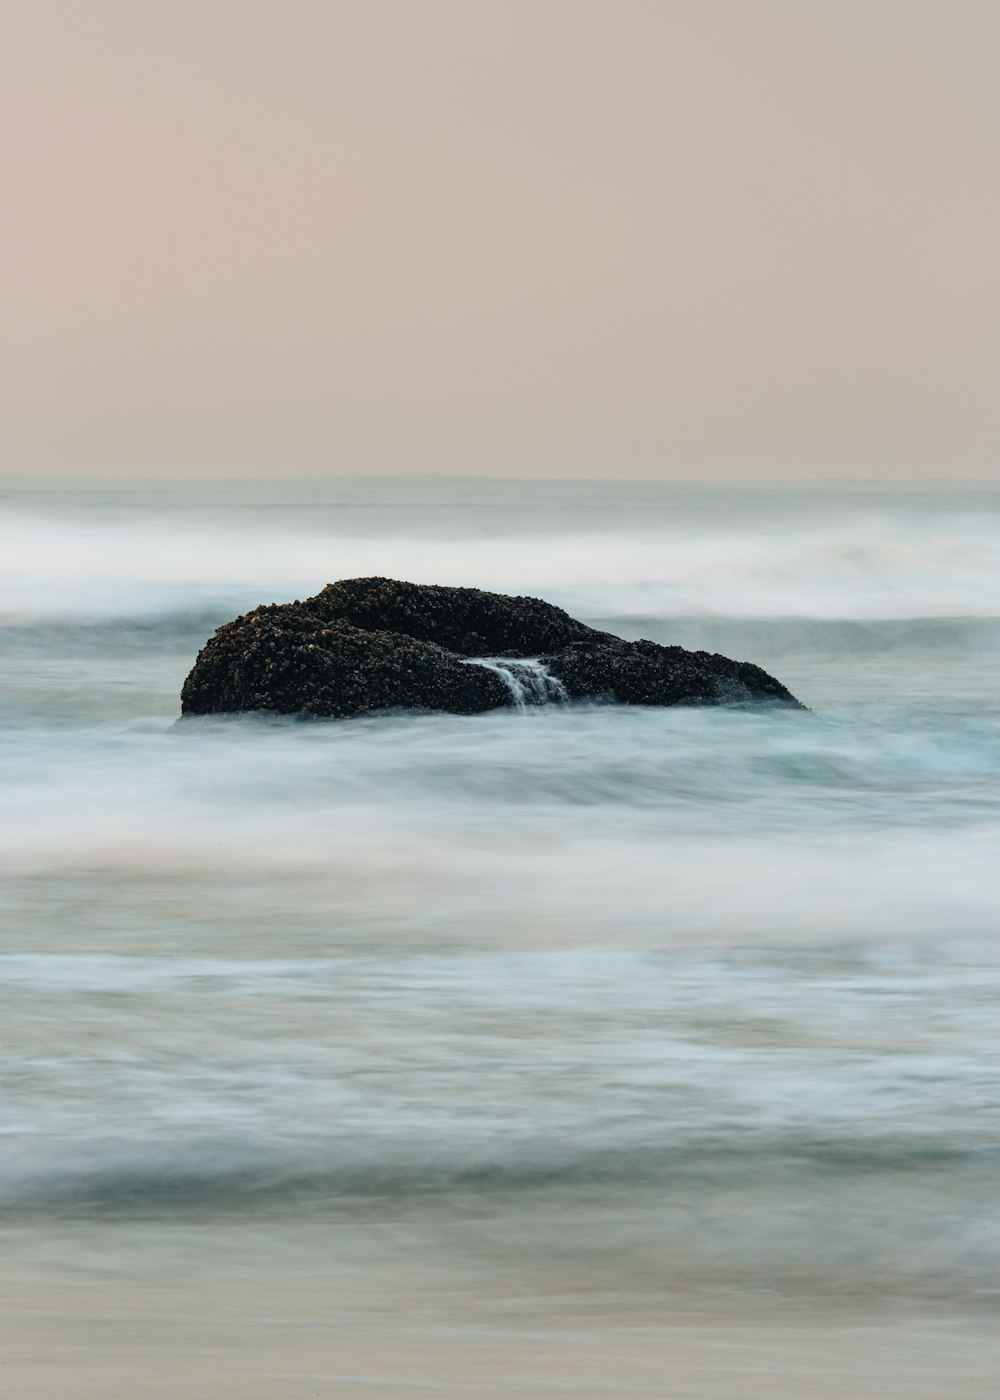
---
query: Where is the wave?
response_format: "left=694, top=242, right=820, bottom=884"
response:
left=4, top=1135, right=996, bottom=1215
left=7, top=1132, right=1000, bottom=1300
left=3, top=499, right=1000, bottom=623
left=4, top=699, right=1000, bottom=959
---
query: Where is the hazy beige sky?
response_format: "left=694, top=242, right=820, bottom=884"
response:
left=2, top=0, right=998, bottom=478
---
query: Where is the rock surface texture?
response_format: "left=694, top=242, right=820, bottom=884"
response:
left=180, top=578, right=802, bottom=718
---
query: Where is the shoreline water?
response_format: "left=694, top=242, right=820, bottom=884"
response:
left=4, top=478, right=1000, bottom=1393
left=5, top=1216, right=1000, bottom=1399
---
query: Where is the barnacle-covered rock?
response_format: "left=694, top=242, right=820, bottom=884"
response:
left=180, top=578, right=802, bottom=718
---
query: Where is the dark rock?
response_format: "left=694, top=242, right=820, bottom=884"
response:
left=312, top=577, right=597, bottom=657
left=547, top=637, right=799, bottom=708
left=179, top=601, right=510, bottom=719
left=180, top=577, right=802, bottom=718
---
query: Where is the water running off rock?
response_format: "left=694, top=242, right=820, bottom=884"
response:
left=463, top=657, right=569, bottom=710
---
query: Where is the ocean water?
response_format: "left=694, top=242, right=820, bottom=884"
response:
left=3, top=478, right=1000, bottom=1390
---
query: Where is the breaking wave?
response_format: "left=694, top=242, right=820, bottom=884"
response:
left=3, top=481, right=1000, bottom=624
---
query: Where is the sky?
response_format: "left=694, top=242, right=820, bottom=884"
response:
left=2, top=0, right=998, bottom=480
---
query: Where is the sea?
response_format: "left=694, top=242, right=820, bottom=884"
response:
left=3, top=476, right=1000, bottom=1397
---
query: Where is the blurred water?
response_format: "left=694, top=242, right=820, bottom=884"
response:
left=2, top=477, right=1000, bottom=1307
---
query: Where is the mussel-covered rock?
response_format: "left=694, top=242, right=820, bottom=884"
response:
left=180, top=577, right=802, bottom=718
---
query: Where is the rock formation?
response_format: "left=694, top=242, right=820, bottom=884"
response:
left=180, top=577, right=802, bottom=718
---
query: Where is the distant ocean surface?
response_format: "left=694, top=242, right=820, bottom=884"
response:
left=3, top=477, right=1000, bottom=1312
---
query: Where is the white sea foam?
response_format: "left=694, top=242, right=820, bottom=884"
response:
left=2, top=484, right=1000, bottom=622
left=4, top=706, right=1000, bottom=957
